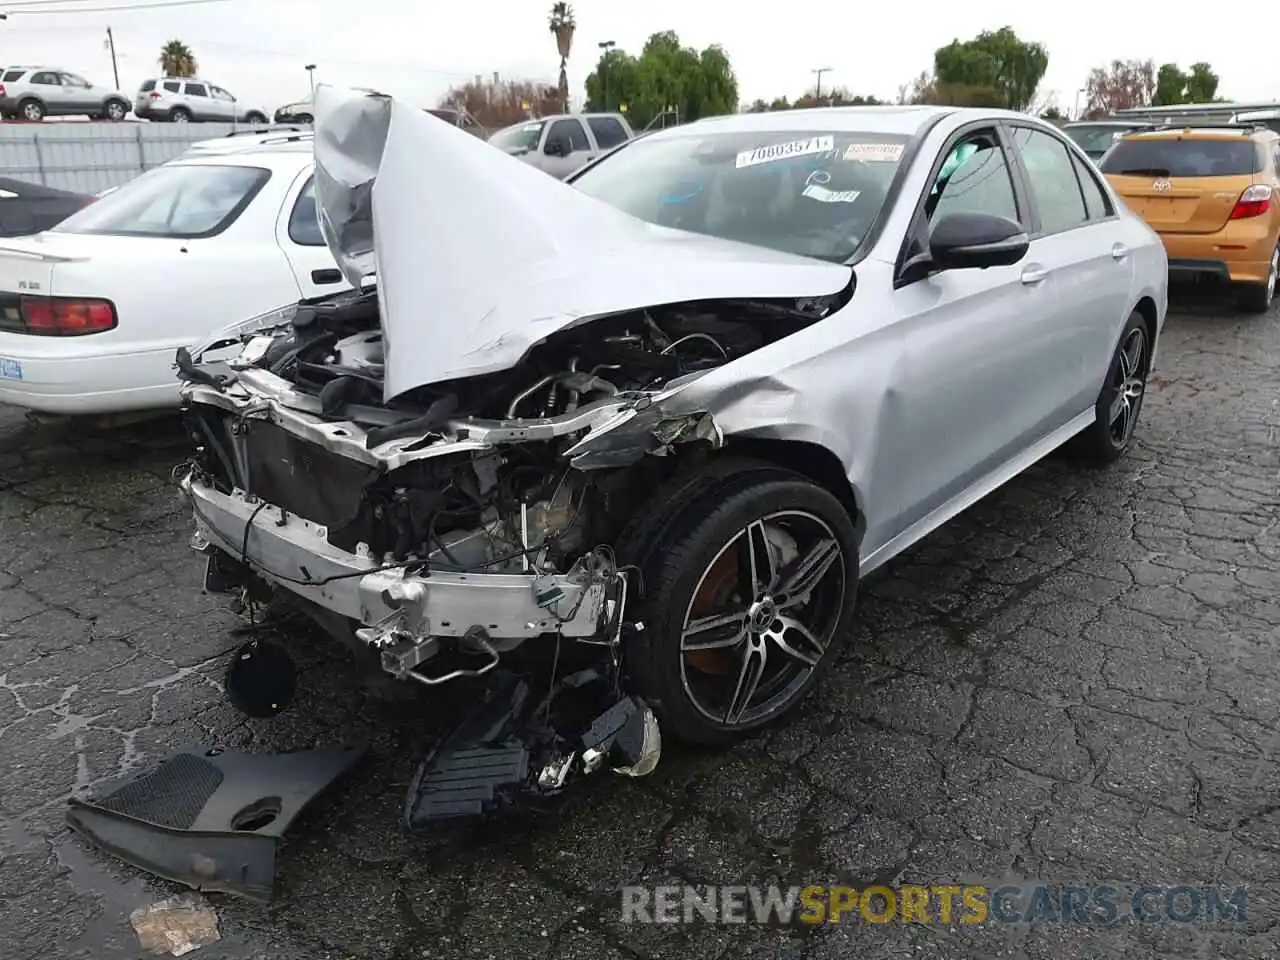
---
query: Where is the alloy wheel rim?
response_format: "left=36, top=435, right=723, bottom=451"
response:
left=23, top=104, right=40, bottom=120
left=679, top=510, right=847, bottom=727
left=1107, top=327, right=1146, bottom=446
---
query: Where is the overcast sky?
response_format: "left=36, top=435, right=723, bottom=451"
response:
left=5, top=0, right=1279, bottom=115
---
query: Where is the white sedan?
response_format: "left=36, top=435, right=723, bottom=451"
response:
left=0, top=134, right=346, bottom=415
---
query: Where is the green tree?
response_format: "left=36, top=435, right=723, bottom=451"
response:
left=583, top=31, right=737, bottom=127
left=158, top=39, right=198, bottom=77
left=548, top=3, right=575, bottom=112
left=1153, top=63, right=1188, bottom=105
left=932, top=26, right=1048, bottom=111
left=1185, top=62, right=1219, bottom=102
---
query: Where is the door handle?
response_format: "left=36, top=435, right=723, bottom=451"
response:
left=1020, top=265, right=1050, bottom=285
left=311, top=268, right=343, bottom=285
left=1111, top=242, right=1129, bottom=261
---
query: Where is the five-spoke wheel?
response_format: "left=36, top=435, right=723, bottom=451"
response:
left=621, top=462, right=859, bottom=745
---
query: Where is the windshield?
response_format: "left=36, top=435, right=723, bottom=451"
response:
left=1100, top=138, right=1262, bottom=177
left=570, top=129, right=911, bottom=261
left=52, top=163, right=270, bottom=238
left=1066, top=126, right=1132, bottom=156
left=490, top=121, right=544, bottom=152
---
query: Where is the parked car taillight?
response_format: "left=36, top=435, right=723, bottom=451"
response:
left=0, top=84, right=7, bottom=98
left=149, top=91, right=162, bottom=101
left=1230, top=184, right=1273, bottom=220
left=19, top=295, right=117, bottom=335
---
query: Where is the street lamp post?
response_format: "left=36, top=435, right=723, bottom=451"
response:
left=812, top=66, right=833, bottom=103
left=598, top=40, right=615, bottom=109
left=305, top=64, right=316, bottom=98
left=1074, top=87, right=1086, bottom=120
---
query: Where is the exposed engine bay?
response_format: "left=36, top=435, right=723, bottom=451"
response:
left=174, top=282, right=846, bottom=831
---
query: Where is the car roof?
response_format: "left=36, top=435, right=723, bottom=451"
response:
left=169, top=146, right=314, bottom=171
left=637, top=105, right=1015, bottom=141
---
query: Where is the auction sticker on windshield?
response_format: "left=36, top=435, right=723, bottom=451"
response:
left=844, top=143, right=904, bottom=162
left=736, top=136, right=835, bottom=169
left=0, top=358, right=22, bottom=381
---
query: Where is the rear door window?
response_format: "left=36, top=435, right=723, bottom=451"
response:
left=162, top=80, right=181, bottom=93
left=587, top=116, right=629, bottom=149
left=1011, top=127, right=1088, bottom=234
left=1101, top=138, right=1263, bottom=177
left=30, top=72, right=59, bottom=85
left=51, top=163, right=270, bottom=239
left=184, top=82, right=209, bottom=97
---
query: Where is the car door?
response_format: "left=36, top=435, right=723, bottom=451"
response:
left=1006, top=123, right=1136, bottom=418
left=542, top=118, right=594, bottom=178
left=274, top=168, right=349, bottom=298
left=182, top=81, right=212, bottom=120
left=883, top=122, right=1060, bottom=539
left=56, top=73, right=94, bottom=113
left=208, top=85, right=238, bottom=121
left=28, top=71, right=66, bottom=114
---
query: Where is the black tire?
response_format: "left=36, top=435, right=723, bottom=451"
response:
left=169, top=107, right=191, bottom=123
left=617, top=458, right=859, bottom=746
left=1070, top=310, right=1151, bottom=465
left=103, top=98, right=128, bottom=121
left=1236, top=243, right=1278, bottom=314
left=296, top=113, right=313, bottom=124
left=18, top=99, right=45, bottom=122
left=244, top=111, right=267, bottom=125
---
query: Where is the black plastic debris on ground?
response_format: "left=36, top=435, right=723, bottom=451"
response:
left=66, top=744, right=365, bottom=902
left=405, top=669, right=659, bottom=830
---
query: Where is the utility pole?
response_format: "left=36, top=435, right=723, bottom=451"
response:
left=105, top=27, right=120, bottom=90
left=812, top=66, right=832, bottom=103
left=598, top=39, right=615, bottom=109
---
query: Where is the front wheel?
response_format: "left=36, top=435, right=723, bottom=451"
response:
left=622, top=462, right=859, bottom=745
left=1070, top=310, right=1151, bottom=465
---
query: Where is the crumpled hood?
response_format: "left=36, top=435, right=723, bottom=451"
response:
left=310, top=86, right=853, bottom=402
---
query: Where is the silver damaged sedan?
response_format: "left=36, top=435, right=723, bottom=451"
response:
left=177, top=89, right=1167, bottom=822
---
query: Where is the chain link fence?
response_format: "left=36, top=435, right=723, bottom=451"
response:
left=0, top=122, right=248, bottom=194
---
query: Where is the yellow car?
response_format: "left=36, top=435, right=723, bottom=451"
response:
left=1101, top=125, right=1280, bottom=312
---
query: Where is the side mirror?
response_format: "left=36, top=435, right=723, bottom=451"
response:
left=544, top=137, right=568, bottom=157
left=928, top=212, right=1029, bottom=270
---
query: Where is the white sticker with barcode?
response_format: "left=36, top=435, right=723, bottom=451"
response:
left=736, top=135, right=835, bottom=169
left=844, top=142, right=904, bottom=163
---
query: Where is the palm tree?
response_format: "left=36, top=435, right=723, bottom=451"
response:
left=158, top=40, right=198, bottom=78
left=547, top=3, right=575, bottom=113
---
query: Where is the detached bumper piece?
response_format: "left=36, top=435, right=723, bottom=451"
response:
left=66, top=745, right=364, bottom=902
left=406, top=670, right=661, bottom=829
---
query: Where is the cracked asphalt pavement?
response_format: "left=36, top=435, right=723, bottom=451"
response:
left=2, top=295, right=1279, bottom=960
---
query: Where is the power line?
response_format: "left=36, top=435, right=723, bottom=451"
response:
left=4, top=0, right=234, bottom=14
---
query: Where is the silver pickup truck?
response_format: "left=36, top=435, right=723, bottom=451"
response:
left=488, top=112, right=634, bottom=177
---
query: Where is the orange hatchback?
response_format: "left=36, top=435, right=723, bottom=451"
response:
left=1101, top=126, right=1280, bottom=312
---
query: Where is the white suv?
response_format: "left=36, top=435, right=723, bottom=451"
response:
left=134, top=77, right=269, bottom=124
left=0, top=65, right=130, bottom=121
